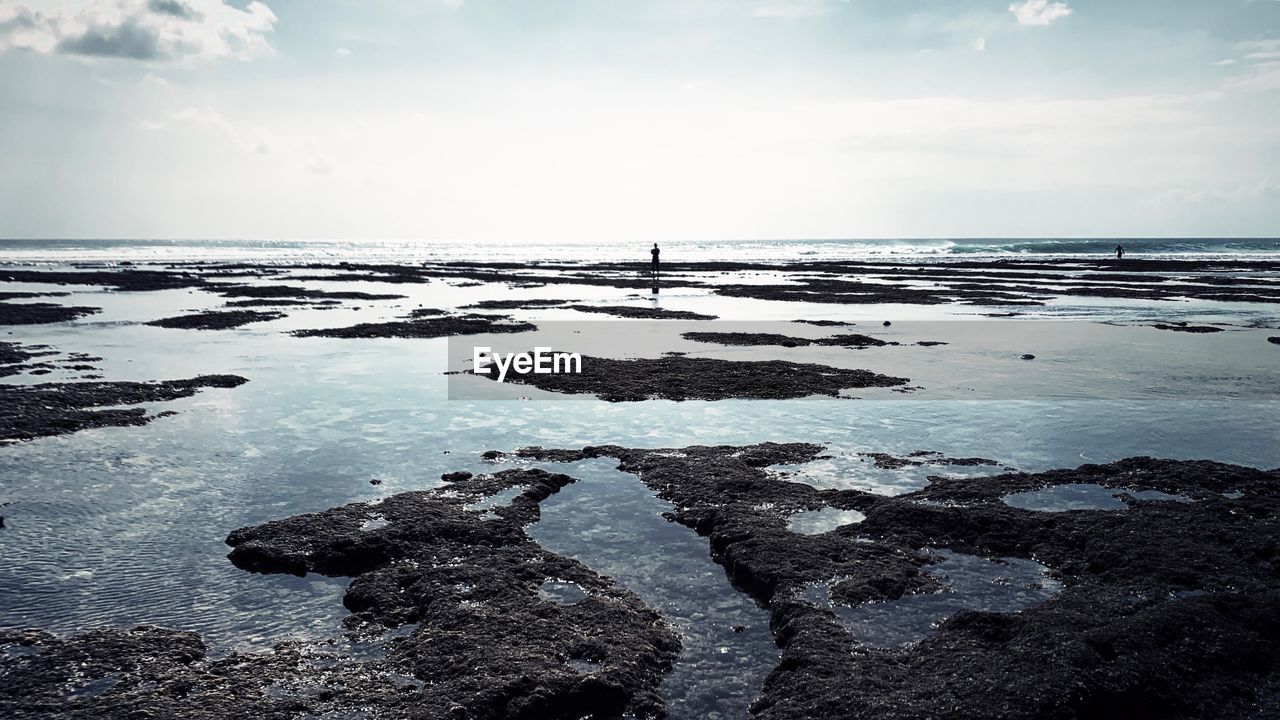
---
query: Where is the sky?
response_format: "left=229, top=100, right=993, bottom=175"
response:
left=0, top=0, right=1278, bottom=242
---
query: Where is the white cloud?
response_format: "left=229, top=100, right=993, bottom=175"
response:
left=169, top=106, right=269, bottom=153
left=306, top=156, right=334, bottom=175
left=752, top=0, right=846, bottom=19
left=335, top=46, right=351, bottom=57
left=971, top=37, right=987, bottom=52
left=1009, top=0, right=1072, bottom=27
left=1221, top=38, right=1280, bottom=92
left=0, top=0, right=277, bottom=62
left=1161, top=178, right=1280, bottom=204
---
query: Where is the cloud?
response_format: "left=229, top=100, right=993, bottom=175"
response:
left=306, top=156, right=334, bottom=175
left=1161, top=178, right=1280, bottom=204
left=1221, top=38, right=1280, bottom=92
left=169, top=106, right=269, bottom=153
left=1009, top=0, right=1072, bottom=27
left=971, top=37, right=987, bottom=52
left=751, top=0, right=846, bottom=19
left=335, top=46, right=351, bottom=57
left=0, top=0, right=276, bottom=62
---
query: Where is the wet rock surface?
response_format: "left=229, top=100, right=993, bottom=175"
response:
left=1270, top=336, right=1280, bottom=345
left=511, top=443, right=1280, bottom=720
left=463, top=298, right=575, bottom=310
left=480, top=354, right=909, bottom=401
left=209, top=284, right=404, bottom=302
left=681, top=331, right=894, bottom=348
left=146, top=309, right=286, bottom=330
left=0, top=375, right=248, bottom=444
left=0, top=343, right=102, bottom=379
left=0, top=302, right=100, bottom=325
left=1152, top=323, right=1225, bottom=333
left=225, top=467, right=681, bottom=719
left=0, top=626, right=428, bottom=720
left=564, top=305, right=718, bottom=320
left=293, top=312, right=535, bottom=339
left=859, top=450, right=1012, bottom=470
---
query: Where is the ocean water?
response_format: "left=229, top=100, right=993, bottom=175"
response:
left=1, top=238, right=1278, bottom=717
left=0, top=236, right=1277, bottom=265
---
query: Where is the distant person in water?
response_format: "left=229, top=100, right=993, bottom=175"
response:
left=651, top=243, right=660, bottom=275
left=1115, top=245, right=1125, bottom=260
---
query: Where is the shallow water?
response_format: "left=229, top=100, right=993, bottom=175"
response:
left=526, top=458, right=778, bottom=720
left=796, top=549, right=1062, bottom=648
left=2, top=258, right=1280, bottom=717
left=786, top=507, right=867, bottom=534
left=1003, top=484, right=1193, bottom=512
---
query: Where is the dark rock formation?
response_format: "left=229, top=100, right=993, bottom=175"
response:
left=681, top=332, right=894, bottom=348
left=564, top=305, right=718, bottom=320
left=463, top=299, right=573, bottom=310
left=293, top=312, right=535, bottom=339
left=0, top=375, right=248, bottom=444
left=146, top=309, right=286, bottom=330
left=0, top=625, right=429, bottom=720
left=858, top=450, right=1009, bottom=470
left=1152, top=323, right=1225, bottom=333
left=512, top=443, right=1280, bottom=720
left=225, top=468, right=681, bottom=719
left=224, top=298, right=342, bottom=307
left=0, top=302, right=100, bottom=325
left=210, top=285, right=404, bottom=301
left=1267, top=337, right=1279, bottom=345
left=477, top=354, right=909, bottom=401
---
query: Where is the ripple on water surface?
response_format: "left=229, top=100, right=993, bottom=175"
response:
left=797, top=549, right=1062, bottom=648
left=526, top=458, right=778, bottom=720
left=1002, top=483, right=1193, bottom=512
left=786, top=507, right=866, bottom=534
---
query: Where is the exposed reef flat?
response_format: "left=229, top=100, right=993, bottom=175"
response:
left=463, top=298, right=575, bottom=310
left=0, top=626, right=435, bottom=720
left=5, top=257, right=1279, bottom=309
left=1151, top=323, right=1225, bottom=333
left=565, top=305, right=718, bottom=320
left=0, top=302, right=100, bottom=325
left=681, top=331, right=894, bottom=348
left=293, top=312, right=535, bottom=339
left=506, top=443, right=1280, bottom=720
left=5, top=444, right=1279, bottom=718
left=477, top=354, right=909, bottom=401
left=209, top=284, right=404, bottom=302
left=226, top=467, right=681, bottom=719
left=0, top=375, right=248, bottom=444
left=0, top=342, right=102, bottom=379
left=146, top=309, right=286, bottom=330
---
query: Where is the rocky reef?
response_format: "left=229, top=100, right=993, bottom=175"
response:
left=478, top=354, right=909, bottom=401
left=0, top=375, right=248, bottom=444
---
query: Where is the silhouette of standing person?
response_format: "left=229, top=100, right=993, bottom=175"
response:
left=651, top=243, right=660, bottom=279
left=1115, top=244, right=1125, bottom=260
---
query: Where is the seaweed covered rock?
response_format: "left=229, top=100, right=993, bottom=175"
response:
left=478, top=355, right=908, bottom=401
left=0, top=375, right=248, bottom=443
left=146, top=309, right=286, bottom=330
left=515, top=443, right=1280, bottom=720
left=226, top=468, right=681, bottom=719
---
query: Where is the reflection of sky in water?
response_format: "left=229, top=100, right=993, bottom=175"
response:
left=526, top=458, right=778, bottom=720
left=771, top=451, right=1012, bottom=496
left=537, top=580, right=588, bottom=605
left=796, top=549, right=1062, bottom=648
left=1003, top=484, right=1193, bottom=512
left=786, top=507, right=866, bottom=534
left=0, top=277, right=1278, bottom=694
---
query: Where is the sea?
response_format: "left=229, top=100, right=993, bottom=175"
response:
left=0, top=237, right=1277, bottom=265
left=1, top=236, right=1278, bottom=718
